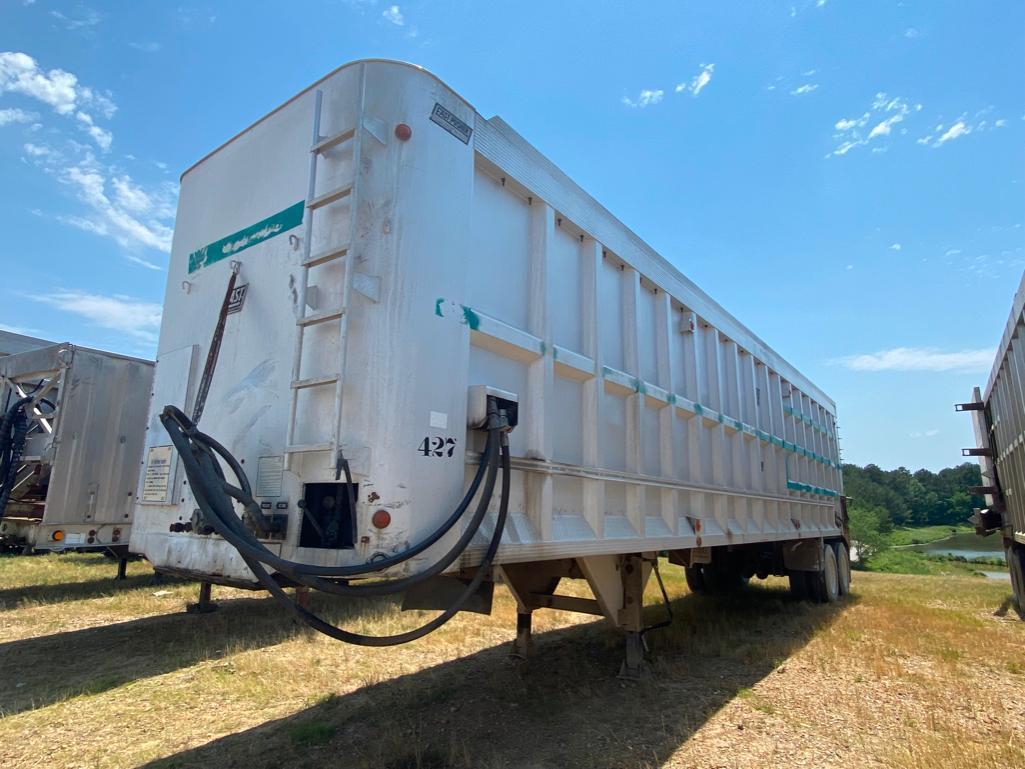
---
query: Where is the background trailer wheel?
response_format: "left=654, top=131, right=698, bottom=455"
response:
left=833, top=541, right=851, bottom=596
left=808, top=543, right=840, bottom=604
left=1007, top=543, right=1025, bottom=620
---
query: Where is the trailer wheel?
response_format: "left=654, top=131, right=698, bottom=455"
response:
left=1007, top=543, right=1025, bottom=620
left=684, top=565, right=706, bottom=593
left=807, top=543, right=839, bottom=603
left=833, top=541, right=851, bottom=596
left=788, top=571, right=810, bottom=600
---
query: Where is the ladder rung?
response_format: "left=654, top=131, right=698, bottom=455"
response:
left=297, top=308, right=344, bottom=327
left=291, top=375, right=339, bottom=390
left=312, top=127, right=356, bottom=154
left=285, top=442, right=334, bottom=454
left=303, top=244, right=349, bottom=269
left=308, top=184, right=353, bottom=210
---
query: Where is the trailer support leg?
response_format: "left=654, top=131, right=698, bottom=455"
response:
left=115, top=557, right=128, bottom=581
left=511, top=611, right=533, bottom=659
left=186, top=581, right=218, bottom=614
left=618, top=554, right=649, bottom=679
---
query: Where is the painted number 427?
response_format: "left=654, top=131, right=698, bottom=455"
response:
left=419, top=436, right=457, bottom=458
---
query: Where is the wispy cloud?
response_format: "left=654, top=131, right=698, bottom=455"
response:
left=905, top=27, right=921, bottom=39
left=129, top=41, right=161, bottom=53
left=916, top=108, right=1007, bottom=148
left=790, top=83, right=819, bottom=96
left=889, top=242, right=902, bottom=251
left=827, top=93, right=922, bottom=157
left=50, top=6, right=101, bottom=31
left=0, top=51, right=116, bottom=150
left=0, top=106, right=37, bottom=125
left=910, top=429, right=940, bottom=438
left=622, top=89, right=664, bottom=109
left=676, top=63, right=715, bottom=97
left=382, top=5, right=403, bottom=25
left=30, top=290, right=162, bottom=343
left=832, top=347, right=994, bottom=373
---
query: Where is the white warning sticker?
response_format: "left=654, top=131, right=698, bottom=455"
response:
left=429, top=411, right=449, bottom=429
left=142, top=445, right=174, bottom=503
left=256, top=455, right=285, bottom=498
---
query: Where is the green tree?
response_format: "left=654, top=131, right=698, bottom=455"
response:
left=848, top=505, right=890, bottom=567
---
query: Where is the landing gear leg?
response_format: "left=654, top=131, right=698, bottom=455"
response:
left=618, top=554, right=649, bottom=679
left=115, top=557, right=128, bottom=581
left=186, top=581, right=218, bottom=614
left=511, top=611, right=533, bottom=659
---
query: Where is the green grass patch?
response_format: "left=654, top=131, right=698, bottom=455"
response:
left=887, top=525, right=973, bottom=547
left=866, top=549, right=987, bottom=577
left=288, top=721, right=337, bottom=746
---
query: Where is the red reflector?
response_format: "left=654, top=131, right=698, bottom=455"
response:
left=371, top=509, right=391, bottom=529
left=394, top=123, right=412, bottom=141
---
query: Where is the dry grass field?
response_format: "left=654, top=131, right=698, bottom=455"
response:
left=1, top=552, right=1023, bottom=769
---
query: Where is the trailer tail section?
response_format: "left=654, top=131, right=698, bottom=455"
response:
left=132, top=60, right=847, bottom=669
left=0, top=344, right=154, bottom=556
left=959, top=270, right=1025, bottom=616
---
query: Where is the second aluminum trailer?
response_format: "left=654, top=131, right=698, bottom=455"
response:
left=131, top=60, right=848, bottom=670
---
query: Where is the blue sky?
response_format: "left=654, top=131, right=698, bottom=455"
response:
left=1, top=1, right=1022, bottom=472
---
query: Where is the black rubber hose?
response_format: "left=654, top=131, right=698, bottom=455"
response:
left=180, top=419, right=501, bottom=599
left=231, top=438, right=512, bottom=646
left=161, top=405, right=496, bottom=581
left=0, top=397, right=32, bottom=518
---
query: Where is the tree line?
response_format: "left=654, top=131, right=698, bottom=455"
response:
left=843, top=462, right=983, bottom=529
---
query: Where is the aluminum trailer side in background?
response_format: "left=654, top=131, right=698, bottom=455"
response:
left=132, top=59, right=848, bottom=670
left=959, top=269, right=1025, bottom=616
left=0, top=330, right=54, bottom=357
left=0, top=344, right=154, bottom=560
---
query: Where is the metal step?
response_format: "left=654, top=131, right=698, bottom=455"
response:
left=291, top=375, right=340, bottom=390
left=285, top=442, right=333, bottom=454
left=297, top=308, right=345, bottom=327
left=307, top=184, right=353, bottom=210
left=312, top=127, right=356, bottom=154
left=303, top=243, right=349, bottom=269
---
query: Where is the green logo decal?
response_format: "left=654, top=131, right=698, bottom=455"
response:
left=188, top=201, right=305, bottom=273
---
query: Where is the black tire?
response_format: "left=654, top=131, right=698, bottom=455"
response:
left=789, top=570, right=810, bottom=600
left=807, top=542, right=839, bottom=604
left=1007, top=543, right=1025, bottom=621
left=833, top=541, right=851, bottom=596
left=684, top=565, right=706, bottom=593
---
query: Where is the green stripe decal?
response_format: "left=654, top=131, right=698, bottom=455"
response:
left=188, top=201, right=305, bottom=273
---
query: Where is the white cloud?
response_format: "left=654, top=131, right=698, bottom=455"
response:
left=129, top=41, right=161, bottom=53
left=58, top=160, right=176, bottom=252
left=889, top=243, right=902, bottom=251
left=827, top=93, right=921, bottom=157
left=49, top=7, right=101, bottom=31
left=622, top=89, right=664, bottom=109
left=935, top=121, right=969, bottom=146
left=832, top=347, right=995, bottom=373
left=909, top=429, right=940, bottom=438
left=945, top=248, right=962, bottom=256
left=30, top=290, right=162, bottom=343
left=676, top=63, right=715, bottom=97
left=382, top=5, right=404, bottom=25
left=0, top=51, right=116, bottom=148
left=845, top=264, right=853, bottom=270
left=905, top=28, right=921, bottom=38
left=790, top=83, right=819, bottom=96
left=22, top=141, right=58, bottom=160
left=0, top=107, right=38, bottom=125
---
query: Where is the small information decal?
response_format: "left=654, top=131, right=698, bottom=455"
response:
left=430, top=103, right=472, bottom=144
left=227, top=283, right=248, bottom=315
left=256, top=455, right=284, bottom=497
left=142, top=445, right=174, bottom=503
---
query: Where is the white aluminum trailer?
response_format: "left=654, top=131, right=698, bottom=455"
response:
left=131, top=60, right=848, bottom=669
left=959, top=269, right=1025, bottom=617
left=0, top=330, right=54, bottom=357
left=0, top=344, right=153, bottom=564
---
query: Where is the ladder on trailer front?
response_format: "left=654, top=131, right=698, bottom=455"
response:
left=285, top=76, right=366, bottom=471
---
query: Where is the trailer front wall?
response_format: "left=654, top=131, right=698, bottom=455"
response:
left=132, top=60, right=842, bottom=583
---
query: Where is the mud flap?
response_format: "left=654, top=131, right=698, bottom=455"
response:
left=401, top=575, right=494, bottom=615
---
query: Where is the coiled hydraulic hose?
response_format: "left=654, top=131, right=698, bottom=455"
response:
left=160, top=403, right=512, bottom=645
left=0, top=397, right=32, bottom=518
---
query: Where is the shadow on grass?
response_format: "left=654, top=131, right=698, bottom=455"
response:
left=141, top=585, right=855, bottom=769
left=0, top=591, right=399, bottom=717
left=0, top=572, right=174, bottom=611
